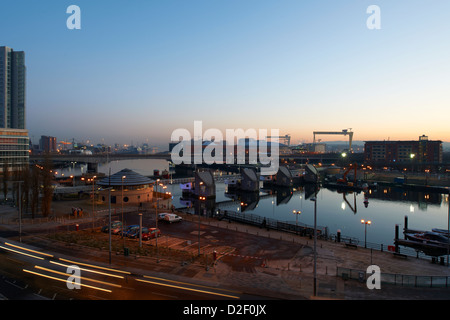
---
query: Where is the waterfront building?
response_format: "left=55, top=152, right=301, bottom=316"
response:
left=39, top=135, right=57, bottom=153
left=0, top=46, right=26, bottom=129
left=0, top=46, right=29, bottom=173
left=364, top=135, right=443, bottom=171
left=97, top=168, right=154, bottom=206
left=0, top=128, right=30, bottom=173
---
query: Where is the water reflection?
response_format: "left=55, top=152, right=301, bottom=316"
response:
left=52, top=159, right=449, bottom=247
left=174, top=182, right=449, bottom=247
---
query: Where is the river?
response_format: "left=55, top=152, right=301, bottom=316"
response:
left=55, top=159, right=450, bottom=248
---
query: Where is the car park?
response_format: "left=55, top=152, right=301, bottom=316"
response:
left=142, top=228, right=161, bottom=240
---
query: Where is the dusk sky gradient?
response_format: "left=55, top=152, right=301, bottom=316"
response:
left=1, top=0, right=449, bottom=148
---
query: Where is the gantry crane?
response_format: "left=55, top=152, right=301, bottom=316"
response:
left=313, top=129, right=354, bottom=151
left=267, top=134, right=291, bottom=146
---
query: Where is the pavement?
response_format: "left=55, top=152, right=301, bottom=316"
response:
left=1, top=201, right=450, bottom=300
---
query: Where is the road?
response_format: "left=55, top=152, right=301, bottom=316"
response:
left=0, top=237, right=265, bottom=300
left=0, top=208, right=291, bottom=301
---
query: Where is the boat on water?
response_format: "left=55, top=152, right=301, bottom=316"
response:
left=432, top=228, right=450, bottom=237
left=404, top=231, right=449, bottom=245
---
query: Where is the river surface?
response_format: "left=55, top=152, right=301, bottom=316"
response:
left=56, top=159, right=450, bottom=247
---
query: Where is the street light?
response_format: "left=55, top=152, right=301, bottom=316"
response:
left=199, top=196, right=206, bottom=256
left=91, top=175, right=97, bottom=230
left=361, top=219, right=372, bottom=248
left=292, top=210, right=301, bottom=234
left=121, top=175, right=126, bottom=250
left=154, top=182, right=160, bottom=263
left=310, top=195, right=317, bottom=297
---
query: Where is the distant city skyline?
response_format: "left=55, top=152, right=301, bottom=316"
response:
left=1, top=1, right=449, bottom=146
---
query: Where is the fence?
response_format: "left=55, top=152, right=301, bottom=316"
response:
left=337, top=266, right=450, bottom=288
left=217, top=210, right=329, bottom=238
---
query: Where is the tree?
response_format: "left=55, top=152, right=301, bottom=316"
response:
left=2, top=161, right=9, bottom=201
left=19, top=166, right=30, bottom=215
left=41, top=153, right=54, bottom=217
left=30, top=164, right=40, bottom=218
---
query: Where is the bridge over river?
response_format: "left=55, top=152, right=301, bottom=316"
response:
left=30, top=153, right=171, bottom=164
left=30, top=152, right=361, bottom=166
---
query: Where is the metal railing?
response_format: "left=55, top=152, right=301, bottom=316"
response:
left=216, top=210, right=329, bottom=238
left=337, top=266, right=450, bottom=288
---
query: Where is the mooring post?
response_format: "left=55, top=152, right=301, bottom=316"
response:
left=404, top=215, right=408, bottom=238
left=395, top=224, right=399, bottom=253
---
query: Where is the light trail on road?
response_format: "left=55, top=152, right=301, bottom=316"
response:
left=136, top=278, right=240, bottom=299
left=23, top=268, right=113, bottom=293
left=4, top=242, right=54, bottom=258
left=0, top=245, right=45, bottom=260
left=50, top=261, right=125, bottom=279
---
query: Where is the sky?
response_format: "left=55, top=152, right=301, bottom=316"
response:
left=1, top=0, right=449, bottom=148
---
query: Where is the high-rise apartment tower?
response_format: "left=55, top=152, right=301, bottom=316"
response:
left=0, top=46, right=26, bottom=129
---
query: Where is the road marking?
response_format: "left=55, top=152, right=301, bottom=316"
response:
left=151, top=291, right=178, bottom=299
left=219, top=252, right=264, bottom=260
left=5, top=279, right=25, bottom=290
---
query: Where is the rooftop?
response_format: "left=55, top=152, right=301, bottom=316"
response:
left=97, top=168, right=154, bottom=187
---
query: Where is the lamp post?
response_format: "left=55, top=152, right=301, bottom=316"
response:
left=91, top=175, right=97, bottom=229
left=155, top=183, right=160, bottom=263
left=361, top=219, right=372, bottom=248
left=447, top=195, right=449, bottom=266
left=199, top=196, right=206, bottom=256
left=121, top=175, right=126, bottom=250
left=292, top=210, right=301, bottom=234
left=310, top=196, right=317, bottom=297
left=108, top=169, right=112, bottom=265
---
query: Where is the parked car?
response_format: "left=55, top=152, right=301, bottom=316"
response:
left=121, top=225, right=139, bottom=237
left=111, top=223, right=124, bottom=235
left=164, top=213, right=182, bottom=223
left=101, top=220, right=122, bottom=233
left=142, top=228, right=161, bottom=241
left=127, top=227, right=149, bottom=239
left=158, top=213, right=170, bottom=221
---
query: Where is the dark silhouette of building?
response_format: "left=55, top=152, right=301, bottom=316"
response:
left=39, top=135, right=57, bottom=153
left=364, top=135, right=443, bottom=171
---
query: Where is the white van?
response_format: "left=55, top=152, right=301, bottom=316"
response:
left=164, top=213, right=182, bottom=223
